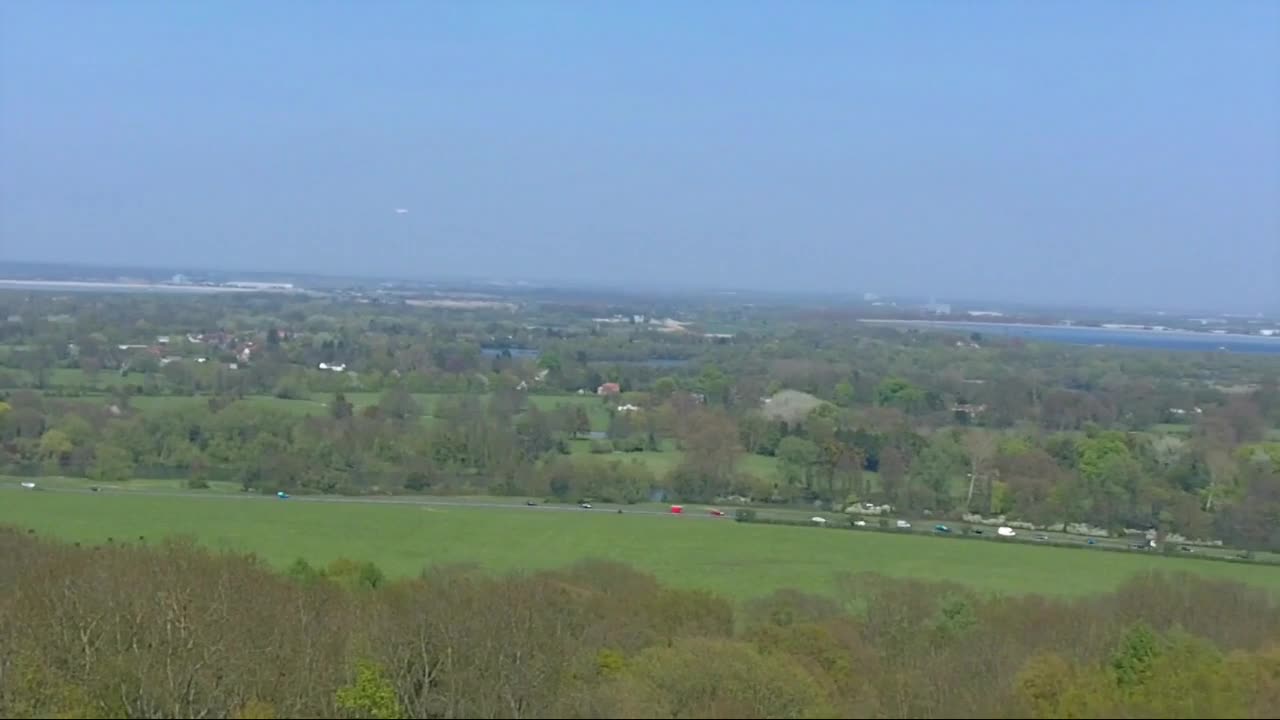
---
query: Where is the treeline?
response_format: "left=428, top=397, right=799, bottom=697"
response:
left=6, top=383, right=1280, bottom=549
left=0, top=387, right=710, bottom=503
left=2, top=528, right=1278, bottom=719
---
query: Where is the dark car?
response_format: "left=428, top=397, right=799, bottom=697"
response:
left=971, top=528, right=984, bottom=535
left=525, top=500, right=538, bottom=506
left=1034, top=534, right=1049, bottom=542
left=1179, top=545, right=1194, bottom=553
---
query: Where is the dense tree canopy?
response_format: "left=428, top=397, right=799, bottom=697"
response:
left=2, top=530, right=1278, bottom=719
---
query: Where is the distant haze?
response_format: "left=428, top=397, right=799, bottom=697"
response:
left=1, top=1, right=1277, bottom=310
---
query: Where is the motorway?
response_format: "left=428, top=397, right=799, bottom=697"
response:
left=0, top=481, right=729, bottom=519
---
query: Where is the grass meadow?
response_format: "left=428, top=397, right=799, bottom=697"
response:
left=3, top=487, right=1278, bottom=602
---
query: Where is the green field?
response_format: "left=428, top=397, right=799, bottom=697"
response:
left=3, top=489, right=1278, bottom=601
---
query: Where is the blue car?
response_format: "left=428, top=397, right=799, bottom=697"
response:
left=276, top=491, right=289, bottom=499
left=933, top=524, right=951, bottom=534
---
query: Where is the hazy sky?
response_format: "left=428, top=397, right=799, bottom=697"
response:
left=2, top=1, right=1277, bottom=309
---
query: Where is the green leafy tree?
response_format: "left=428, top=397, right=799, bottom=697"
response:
left=834, top=380, right=856, bottom=407
left=378, top=385, right=421, bottom=420
left=330, top=392, right=354, bottom=420
left=1110, top=623, right=1162, bottom=691
left=89, top=444, right=134, bottom=483
left=908, top=436, right=966, bottom=512
left=38, top=428, right=73, bottom=465
left=876, top=377, right=927, bottom=413
left=336, top=660, right=402, bottom=719
left=776, top=436, right=819, bottom=493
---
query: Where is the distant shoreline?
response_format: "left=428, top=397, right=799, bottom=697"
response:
left=857, top=318, right=1280, bottom=342
left=0, top=279, right=289, bottom=294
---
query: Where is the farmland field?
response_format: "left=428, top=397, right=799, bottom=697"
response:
left=3, top=487, right=1278, bottom=601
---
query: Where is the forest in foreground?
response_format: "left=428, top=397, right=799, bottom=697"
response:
left=2, top=527, right=1278, bottom=719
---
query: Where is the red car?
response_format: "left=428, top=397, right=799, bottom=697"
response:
left=708, top=509, right=725, bottom=517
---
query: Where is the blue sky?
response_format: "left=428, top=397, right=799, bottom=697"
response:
left=1, top=0, right=1277, bottom=309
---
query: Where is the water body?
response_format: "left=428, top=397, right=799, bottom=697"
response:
left=0, top=279, right=270, bottom=295
left=864, top=320, right=1280, bottom=355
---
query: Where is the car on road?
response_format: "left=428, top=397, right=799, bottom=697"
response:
left=895, top=520, right=911, bottom=529
left=971, top=528, right=984, bottom=535
left=525, top=500, right=538, bottom=506
left=708, top=509, right=725, bottom=517
left=579, top=502, right=592, bottom=509
left=19, top=481, right=36, bottom=490
left=996, top=526, right=1017, bottom=537
left=852, top=519, right=867, bottom=527
left=276, top=491, right=289, bottom=499
left=1034, top=534, right=1049, bottom=542
left=1179, top=545, right=1194, bottom=553
left=933, top=524, right=951, bottom=534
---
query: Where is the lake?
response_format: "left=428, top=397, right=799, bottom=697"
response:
left=864, top=320, right=1280, bottom=355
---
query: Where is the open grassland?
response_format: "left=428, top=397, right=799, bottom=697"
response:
left=3, top=488, right=1278, bottom=601
left=561, top=439, right=796, bottom=482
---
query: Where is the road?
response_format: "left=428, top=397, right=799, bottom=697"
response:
left=0, top=481, right=729, bottom=519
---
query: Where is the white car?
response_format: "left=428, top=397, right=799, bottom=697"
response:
left=997, top=526, right=1017, bottom=537
left=811, top=516, right=828, bottom=525
left=895, top=520, right=912, bottom=529
left=19, top=481, right=36, bottom=489
left=579, top=502, right=593, bottom=509
left=852, top=519, right=867, bottom=527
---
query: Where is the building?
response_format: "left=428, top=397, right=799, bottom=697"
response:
left=597, top=382, right=621, bottom=396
